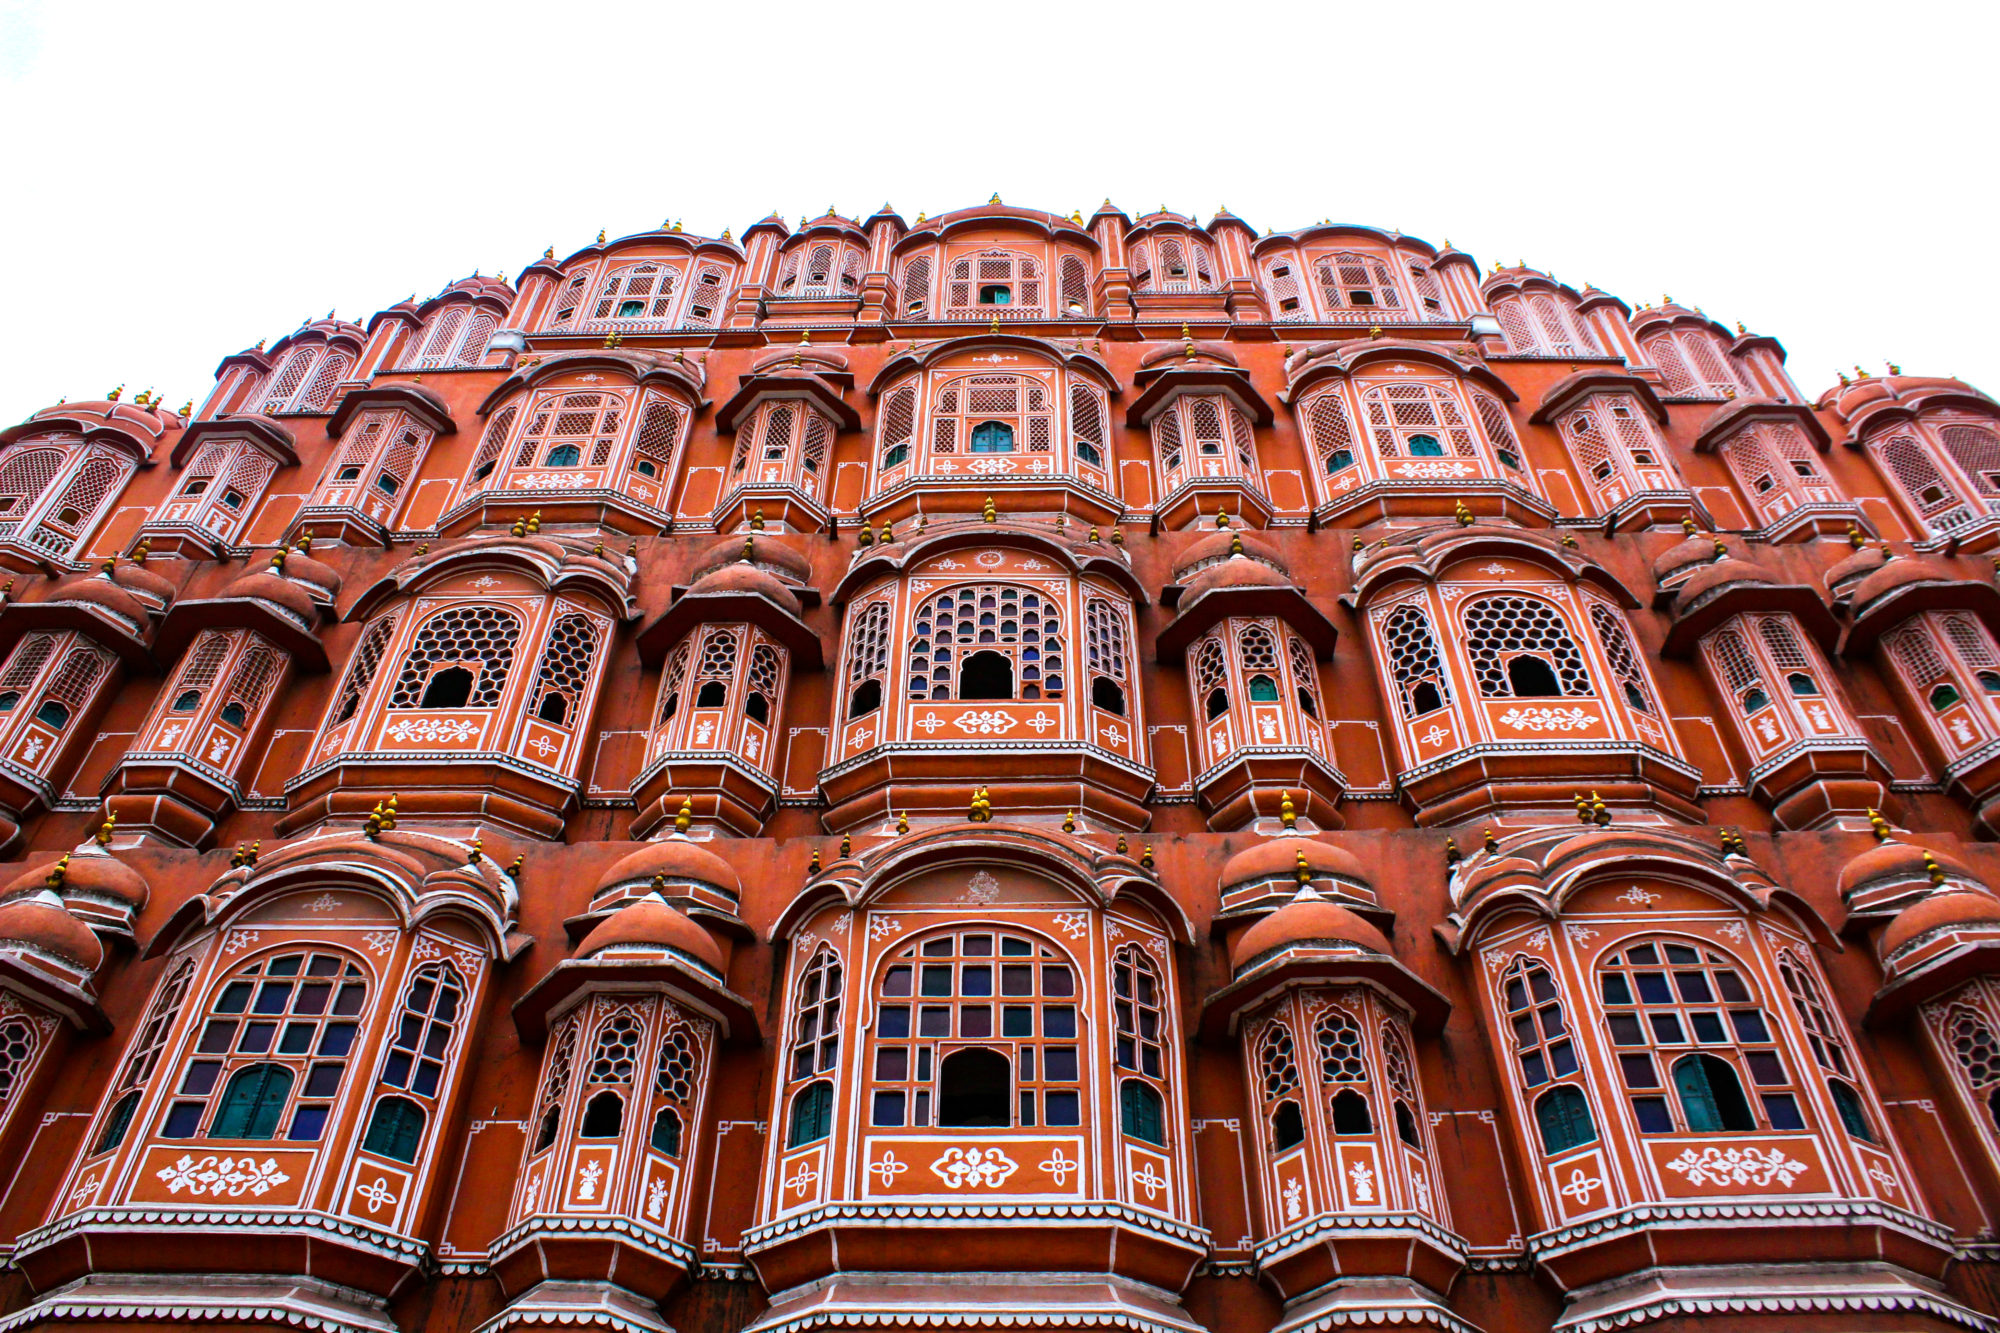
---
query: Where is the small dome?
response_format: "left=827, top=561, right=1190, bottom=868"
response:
left=1652, top=532, right=1735, bottom=584
left=219, top=570, right=318, bottom=623
left=1175, top=529, right=1285, bottom=583
left=1674, top=557, right=1773, bottom=607
left=1825, top=542, right=1888, bottom=594
left=110, top=559, right=177, bottom=606
left=1221, top=837, right=1371, bottom=897
left=1881, top=890, right=2000, bottom=959
left=1183, top=553, right=1294, bottom=600
left=684, top=562, right=802, bottom=615
left=694, top=533, right=811, bottom=584
left=3, top=852, right=147, bottom=911
left=281, top=550, right=342, bottom=600
left=1838, top=839, right=1982, bottom=903
left=1849, top=557, right=1962, bottom=615
left=1229, top=887, right=1394, bottom=974
left=0, top=890, right=103, bottom=973
left=48, top=574, right=150, bottom=626
left=596, top=836, right=744, bottom=901
left=577, top=892, right=725, bottom=974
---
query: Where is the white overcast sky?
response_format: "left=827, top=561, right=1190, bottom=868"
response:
left=1, top=0, right=1993, bottom=425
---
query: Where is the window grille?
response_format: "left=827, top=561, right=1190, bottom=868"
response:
left=878, top=386, right=917, bottom=467
left=28, top=453, right=129, bottom=553
left=900, top=256, right=933, bottom=318
left=515, top=391, right=623, bottom=470
left=1777, top=952, right=1852, bottom=1077
left=538, top=1017, right=579, bottom=1119
left=1382, top=604, right=1450, bottom=717
left=295, top=353, right=352, bottom=413
left=1589, top=603, right=1657, bottom=715
left=789, top=947, right=842, bottom=1084
left=656, top=1024, right=698, bottom=1103
left=683, top=266, right=728, bottom=327
left=1476, top=394, right=1524, bottom=469
left=332, top=615, right=399, bottom=725
left=1289, top=636, right=1323, bottom=717
left=592, top=263, right=680, bottom=323
left=118, top=958, right=195, bottom=1095
left=655, top=641, right=691, bottom=727
left=388, top=607, right=522, bottom=709
left=1239, top=624, right=1279, bottom=673
left=260, top=349, right=317, bottom=412
left=457, top=314, right=495, bottom=366
left=1496, top=301, right=1539, bottom=352
left=1941, top=423, right=2000, bottom=497
left=748, top=642, right=783, bottom=702
left=1059, top=255, right=1090, bottom=313
left=1259, top=1021, right=1299, bottom=1098
left=1304, top=391, right=1357, bottom=475
left=696, top=628, right=739, bottom=686
left=377, top=964, right=461, bottom=1101
left=44, top=645, right=112, bottom=709
left=1407, top=262, right=1446, bottom=315
left=1154, top=408, right=1185, bottom=478
left=1363, top=383, right=1476, bottom=459
left=1874, top=433, right=1970, bottom=532
left=529, top=613, right=601, bottom=726
left=1314, top=252, right=1403, bottom=311
left=908, top=584, right=1064, bottom=701
left=1085, top=598, right=1129, bottom=683
left=1195, top=637, right=1227, bottom=697
left=589, top=1012, right=644, bottom=1084
left=946, top=249, right=1043, bottom=317
left=1462, top=596, right=1592, bottom=698
left=1946, top=615, right=1999, bottom=667
left=406, top=308, right=465, bottom=370
left=1885, top=626, right=1951, bottom=690
left=0, top=447, right=63, bottom=521
left=1070, top=383, right=1107, bottom=467
left=846, top=601, right=891, bottom=692
left=1315, top=1007, right=1367, bottom=1082
left=1941, top=1004, right=2000, bottom=1132
left=1113, top=945, right=1167, bottom=1082
left=0, top=634, right=55, bottom=690
left=465, top=405, right=519, bottom=489
left=0, top=1018, right=35, bottom=1103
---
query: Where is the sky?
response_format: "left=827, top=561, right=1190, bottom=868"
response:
left=0, top=0, right=1994, bottom=425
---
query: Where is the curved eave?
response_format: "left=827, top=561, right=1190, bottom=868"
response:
left=1844, top=579, right=2000, bottom=655
left=866, top=336, right=1119, bottom=397
left=474, top=353, right=706, bottom=418
left=1156, top=585, right=1338, bottom=664
left=1628, top=310, right=1734, bottom=343
left=1198, top=949, right=1449, bottom=1040
left=0, top=602, right=152, bottom=672
left=714, top=374, right=860, bottom=434
left=1693, top=397, right=1832, bottom=454
left=1123, top=367, right=1274, bottom=427
left=0, top=954, right=107, bottom=1033
left=636, top=589, right=823, bottom=670
left=169, top=415, right=301, bottom=468
left=1840, top=390, right=2000, bottom=445
left=513, top=956, right=758, bottom=1044
left=832, top=530, right=1148, bottom=606
left=1732, top=332, right=1787, bottom=362
left=0, top=415, right=159, bottom=462
left=345, top=546, right=635, bottom=623
left=1283, top=343, right=1516, bottom=406
left=264, top=327, right=368, bottom=361
left=156, top=597, right=330, bottom=673
left=550, top=233, right=746, bottom=273
left=895, top=207, right=1100, bottom=252
left=1662, top=581, right=1839, bottom=658
left=1866, top=939, right=2000, bottom=1024
left=1252, top=224, right=1436, bottom=257
left=410, top=288, right=514, bottom=324
left=1351, top=534, right=1640, bottom=609
left=1528, top=370, right=1669, bottom=427
left=327, top=384, right=460, bottom=439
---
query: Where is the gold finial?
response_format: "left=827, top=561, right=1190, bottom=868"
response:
left=596, top=229, right=607, bottom=244
left=1215, top=507, right=1230, bottom=530
left=751, top=506, right=766, bottom=532
left=857, top=521, right=874, bottom=547
left=43, top=851, right=70, bottom=890
left=878, top=520, right=892, bottom=544
left=982, top=494, right=997, bottom=523
left=1353, top=535, right=1365, bottom=552
left=1454, top=499, right=1474, bottom=526
left=800, top=329, right=811, bottom=345
left=1445, top=835, right=1462, bottom=865
left=1575, top=792, right=1592, bottom=825
left=1116, top=834, right=1128, bottom=855
left=382, top=794, right=399, bottom=832
left=468, top=832, right=483, bottom=864
left=1089, top=526, right=1102, bottom=544
left=840, top=832, right=852, bottom=858
left=1141, top=844, right=1155, bottom=869
left=414, top=542, right=430, bottom=556
left=229, top=842, right=247, bottom=868
left=1055, top=513, right=1067, bottom=533
left=544, top=245, right=555, bottom=260
left=1280, top=790, right=1297, bottom=829
left=1111, top=526, right=1124, bottom=546
left=1483, top=826, right=1498, bottom=853
left=1847, top=523, right=1864, bottom=550
left=1681, top=517, right=1699, bottom=537
left=1855, top=364, right=1870, bottom=380
left=96, top=811, right=117, bottom=846
left=1719, top=826, right=1745, bottom=855
left=179, top=400, right=192, bottom=416
left=1063, top=810, right=1076, bottom=834
left=507, top=854, right=524, bottom=881
left=741, top=535, right=755, bottom=564
left=1713, top=539, right=1728, bottom=560
left=1924, top=850, right=1946, bottom=887
left=593, top=540, right=605, bottom=559
left=1368, top=324, right=1383, bottom=339
left=809, top=847, right=821, bottom=874
left=1887, top=360, right=1901, bottom=375
left=1295, top=848, right=1311, bottom=885
left=603, top=330, right=623, bottom=348
left=527, top=510, right=542, bottom=534
left=105, top=383, right=124, bottom=401
left=268, top=546, right=287, bottom=572
left=1561, top=533, right=1579, bottom=548
left=897, top=810, right=909, bottom=835
left=1868, top=807, right=1892, bottom=843
left=364, top=800, right=385, bottom=841
left=989, top=192, right=1001, bottom=204
left=511, top=517, right=527, bottom=537
left=990, top=315, right=1000, bottom=334
left=294, top=529, right=312, bottom=554
left=1590, top=791, right=1610, bottom=826
left=674, top=798, right=694, bottom=835
left=650, top=873, right=667, bottom=896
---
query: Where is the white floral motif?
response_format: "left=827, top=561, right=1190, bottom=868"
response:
left=1480, top=562, right=1509, bottom=576
left=362, top=931, right=398, bottom=956
left=384, top=717, right=481, bottom=744
left=1663, top=1145, right=1808, bottom=1188
left=1411, top=1172, right=1433, bottom=1213
left=1558, top=1165, right=1604, bottom=1206
left=470, top=576, right=502, bottom=589
left=1052, top=912, right=1090, bottom=939
left=155, top=1155, right=291, bottom=1198
left=575, top=1160, right=604, bottom=1201
left=510, top=472, right=599, bottom=490
left=645, top=1177, right=669, bottom=1218
left=962, top=871, right=1000, bottom=904
left=1130, top=1161, right=1167, bottom=1201
left=975, top=551, right=1006, bottom=568
left=1347, top=1160, right=1375, bottom=1204
left=223, top=929, right=260, bottom=956
left=67, top=1174, right=101, bottom=1209
left=1525, top=928, right=1552, bottom=951
left=1038, top=1147, right=1078, bottom=1187
left=931, top=1146, right=1018, bottom=1189
left=867, top=915, right=903, bottom=943
left=307, top=894, right=340, bottom=913
left=1391, top=460, right=1478, bottom=478
left=1420, top=724, right=1450, bottom=746
left=869, top=1150, right=909, bottom=1189
left=950, top=710, right=1019, bottom=736
left=1564, top=924, right=1598, bottom=944
left=1281, top=1176, right=1304, bottom=1220
left=1496, top=706, right=1598, bottom=733
left=783, top=1161, right=820, bottom=1198
left=830, top=912, right=853, bottom=936
left=1618, top=885, right=1660, bottom=906
left=1025, top=712, right=1057, bottom=733
left=354, top=1175, right=398, bottom=1213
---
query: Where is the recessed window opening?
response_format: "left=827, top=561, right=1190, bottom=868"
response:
left=1298, top=687, right=1318, bottom=718
left=1206, top=687, right=1229, bottom=720
left=580, top=1090, right=624, bottom=1137
left=970, top=421, right=1015, bottom=453
left=0, top=691, right=18, bottom=713
left=420, top=666, right=475, bottom=710
left=1673, top=1053, right=1755, bottom=1132
left=1931, top=683, right=1963, bottom=711
left=34, top=700, right=69, bottom=730
left=617, top=299, right=646, bottom=318
left=545, top=443, right=582, bottom=467
left=1787, top=672, right=1819, bottom=696
left=1507, top=656, right=1562, bottom=697
left=1410, top=681, right=1443, bottom=715
left=978, top=285, right=1012, bottom=306
left=173, top=690, right=202, bottom=712
left=696, top=681, right=727, bottom=708
left=1742, top=687, right=1770, bottom=713
left=182, top=479, right=209, bottom=495
left=537, top=692, right=569, bottom=724
left=373, top=474, right=398, bottom=496
left=1330, top=1087, right=1373, bottom=1134
left=848, top=679, right=882, bottom=718
left=1091, top=677, right=1125, bottom=715
left=651, top=1107, right=682, bottom=1155
left=219, top=701, right=247, bottom=728
left=1326, top=448, right=1354, bottom=473
left=1272, top=1099, right=1304, bottom=1150
left=1121, top=1079, right=1165, bottom=1144
left=745, top=691, right=770, bottom=723
left=1247, top=674, right=1280, bottom=703
left=960, top=651, right=1014, bottom=701
left=1407, top=434, right=1444, bottom=458
left=938, top=1047, right=1011, bottom=1127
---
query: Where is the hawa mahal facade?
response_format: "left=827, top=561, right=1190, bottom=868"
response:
left=0, top=199, right=1996, bottom=1333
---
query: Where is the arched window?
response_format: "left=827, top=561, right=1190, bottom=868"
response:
left=1315, top=1006, right=1372, bottom=1133
left=1290, top=636, right=1324, bottom=721
left=946, top=249, right=1043, bottom=318
left=650, top=1022, right=700, bottom=1158
left=162, top=949, right=366, bottom=1142
left=1059, top=255, right=1091, bottom=314
left=1382, top=1024, right=1424, bottom=1149
left=1070, top=383, right=1107, bottom=468
left=465, top=405, right=519, bottom=489
left=1362, top=384, right=1476, bottom=459
left=1535, top=1085, right=1595, bottom=1154
left=1590, top=603, right=1657, bottom=715
left=900, top=256, right=933, bottom=318
left=1313, top=252, right=1402, bottom=311
left=1382, top=603, right=1450, bottom=718
left=878, top=386, right=917, bottom=469
left=95, top=958, right=195, bottom=1154
left=908, top=584, right=1064, bottom=703
left=869, top=928, right=1080, bottom=1129
left=513, top=392, right=624, bottom=471
left=528, top=613, right=602, bottom=731
left=970, top=422, right=1015, bottom=453
left=692, top=628, right=738, bottom=711
left=1940, top=1004, right=2000, bottom=1135
left=388, top=607, right=523, bottom=710
left=790, top=947, right=842, bottom=1084
left=531, top=1018, right=579, bottom=1153
left=1599, top=940, right=1802, bottom=1134
left=1501, top=957, right=1584, bottom=1114
left=1463, top=597, right=1593, bottom=699
left=788, top=1081, right=832, bottom=1147
left=1195, top=637, right=1229, bottom=721
left=330, top=617, right=394, bottom=730
left=927, top=374, right=1054, bottom=461
left=844, top=601, right=891, bottom=719
left=1258, top=1021, right=1302, bottom=1153
left=1085, top=598, right=1129, bottom=716
left=0, top=1017, right=38, bottom=1108
left=592, top=263, right=681, bottom=324
left=363, top=1096, right=426, bottom=1162
left=1777, top=951, right=1874, bottom=1141
left=1121, top=1079, right=1165, bottom=1144
left=576, top=1010, right=640, bottom=1140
